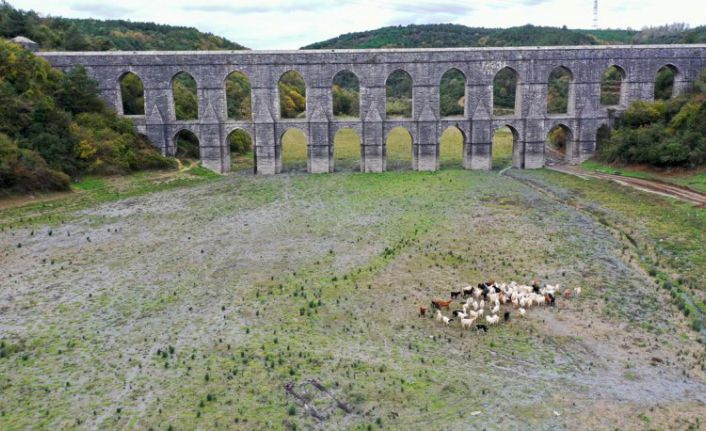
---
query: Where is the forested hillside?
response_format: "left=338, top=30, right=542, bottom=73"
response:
left=0, top=1, right=245, bottom=51
left=304, top=23, right=706, bottom=49
left=0, top=40, right=175, bottom=195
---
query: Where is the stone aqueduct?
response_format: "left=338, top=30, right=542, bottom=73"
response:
left=40, top=45, right=706, bottom=174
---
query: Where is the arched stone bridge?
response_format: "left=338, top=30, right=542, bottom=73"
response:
left=40, top=45, right=706, bottom=174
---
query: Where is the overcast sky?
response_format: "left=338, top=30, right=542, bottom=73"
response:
left=10, top=0, right=706, bottom=49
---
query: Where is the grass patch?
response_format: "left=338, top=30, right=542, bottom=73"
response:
left=581, top=160, right=706, bottom=193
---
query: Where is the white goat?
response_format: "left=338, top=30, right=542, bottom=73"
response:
left=460, top=317, right=477, bottom=329
left=486, top=314, right=500, bottom=325
left=488, top=292, right=499, bottom=304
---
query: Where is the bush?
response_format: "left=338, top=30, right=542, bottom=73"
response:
left=0, top=133, right=70, bottom=194
left=228, top=130, right=252, bottom=156
left=0, top=40, right=176, bottom=194
left=597, top=72, right=706, bottom=168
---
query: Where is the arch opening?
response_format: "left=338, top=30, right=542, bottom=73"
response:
left=547, top=66, right=573, bottom=114
left=440, top=69, right=465, bottom=117
left=172, top=72, right=198, bottom=121
left=279, top=70, right=306, bottom=119
left=386, top=127, right=413, bottom=170
left=655, top=65, right=678, bottom=100
left=119, top=72, right=144, bottom=115
left=386, top=69, right=412, bottom=118
left=226, top=71, right=252, bottom=121
left=175, top=129, right=199, bottom=161
left=492, top=126, right=519, bottom=170
left=333, top=128, right=361, bottom=172
left=439, top=126, right=464, bottom=169
left=596, top=124, right=611, bottom=156
left=281, top=128, right=308, bottom=172
left=546, top=124, right=573, bottom=164
left=332, top=71, right=360, bottom=119
left=493, top=67, right=519, bottom=116
left=600, top=65, right=625, bottom=107
left=227, top=129, right=254, bottom=173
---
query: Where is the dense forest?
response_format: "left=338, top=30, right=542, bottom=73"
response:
left=0, top=39, right=175, bottom=195
left=304, top=23, right=706, bottom=49
left=0, top=1, right=245, bottom=51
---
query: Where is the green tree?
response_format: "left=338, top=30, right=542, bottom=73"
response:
left=279, top=71, right=306, bottom=119
left=225, top=72, right=251, bottom=120
left=386, top=70, right=412, bottom=118
left=0, top=39, right=174, bottom=193
left=120, top=72, right=145, bottom=115
left=173, top=72, right=198, bottom=120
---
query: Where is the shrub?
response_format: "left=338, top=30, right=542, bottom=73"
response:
left=0, top=40, right=176, bottom=194
left=597, top=73, right=706, bottom=168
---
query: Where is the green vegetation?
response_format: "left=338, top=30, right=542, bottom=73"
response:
left=173, top=72, right=198, bottom=121
left=119, top=72, right=144, bottom=115
left=333, top=128, right=362, bottom=171
left=581, top=160, right=706, bottom=193
left=600, top=66, right=624, bottom=106
left=0, top=39, right=174, bottom=195
left=175, top=130, right=200, bottom=160
left=304, top=23, right=706, bottom=50
left=304, top=24, right=597, bottom=49
left=386, top=70, right=412, bottom=118
left=226, top=72, right=252, bottom=120
left=493, top=68, right=517, bottom=116
left=492, top=127, right=514, bottom=169
left=279, top=71, right=306, bottom=119
left=597, top=71, right=706, bottom=168
left=0, top=1, right=245, bottom=51
left=0, top=164, right=219, bottom=228
left=281, top=128, right=308, bottom=172
left=439, top=69, right=465, bottom=117
left=439, top=127, right=464, bottom=168
left=513, top=168, right=706, bottom=335
left=228, top=129, right=252, bottom=157
left=333, top=71, right=360, bottom=118
left=547, top=67, right=571, bottom=114
left=385, top=127, right=412, bottom=170
left=2, top=162, right=704, bottom=430
left=655, top=66, right=677, bottom=101
left=547, top=126, right=571, bottom=159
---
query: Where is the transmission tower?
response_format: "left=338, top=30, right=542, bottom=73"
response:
left=593, top=0, right=598, bottom=29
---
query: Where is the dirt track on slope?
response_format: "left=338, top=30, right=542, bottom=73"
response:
left=548, top=164, right=706, bottom=206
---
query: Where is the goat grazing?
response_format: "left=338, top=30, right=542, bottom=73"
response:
left=461, top=317, right=477, bottom=329
left=486, top=314, right=500, bottom=325
left=431, top=300, right=452, bottom=310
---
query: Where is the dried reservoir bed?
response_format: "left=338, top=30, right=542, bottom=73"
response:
left=1, top=167, right=705, bottom=430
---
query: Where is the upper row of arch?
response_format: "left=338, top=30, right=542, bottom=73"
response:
left=119, top=63, right=683, bottom=120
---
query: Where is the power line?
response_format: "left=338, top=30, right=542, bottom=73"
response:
left=593, top=0, right=598, bottom=29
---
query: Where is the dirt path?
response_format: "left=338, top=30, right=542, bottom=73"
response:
left=548, top=164, right=706, bottom=206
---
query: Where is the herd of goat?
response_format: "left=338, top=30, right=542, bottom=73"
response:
left=420, top=280, right=581, bottom=332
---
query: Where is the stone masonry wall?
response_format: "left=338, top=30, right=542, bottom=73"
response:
left=39, top=45, right=706, bottom=174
